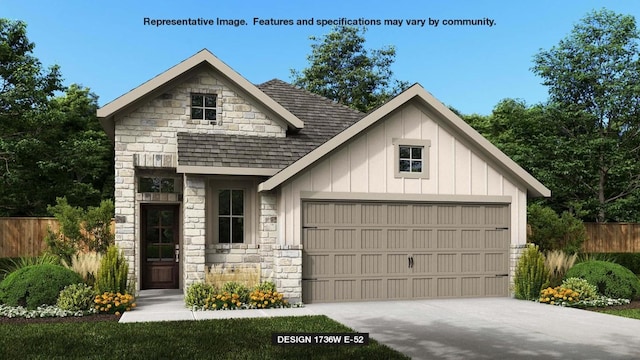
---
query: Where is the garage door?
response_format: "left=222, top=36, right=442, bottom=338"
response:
left=302, top=201, right=510, bottom=303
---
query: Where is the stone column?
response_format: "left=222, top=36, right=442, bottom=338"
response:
left=182, top=175, right=207, bottom=291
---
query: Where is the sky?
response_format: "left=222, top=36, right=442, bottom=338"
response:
left=3, top=0, right=640, bottom=115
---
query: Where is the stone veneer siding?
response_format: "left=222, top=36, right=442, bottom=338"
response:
left=113, top=69, right=287, bottom=291
left=509, top=243, right=528, bottom=297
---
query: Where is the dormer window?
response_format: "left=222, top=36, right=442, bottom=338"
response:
left=191, top=94, right=217, bottom=120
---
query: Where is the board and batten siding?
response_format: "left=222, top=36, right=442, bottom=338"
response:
left=278, top=101, right=527, bottom=247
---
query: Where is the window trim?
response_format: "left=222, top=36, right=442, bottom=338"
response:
left=393, top=138, right=431, bottom=179
left=208, top=180, right=257, bottom=245
left=190, top=93, right=220, bottom=124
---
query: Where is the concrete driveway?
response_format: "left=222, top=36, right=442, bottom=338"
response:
left=305, top=298, right=640, bottom=360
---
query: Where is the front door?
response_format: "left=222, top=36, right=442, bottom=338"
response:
left=141, top=205, right=179, bottom=289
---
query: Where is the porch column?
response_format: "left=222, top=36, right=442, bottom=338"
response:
left=183, top=175, right=206, bottom=291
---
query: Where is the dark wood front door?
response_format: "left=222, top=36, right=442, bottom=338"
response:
left=141, top=205, right=179, bottom=289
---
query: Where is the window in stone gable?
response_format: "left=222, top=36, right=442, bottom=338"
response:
left=191, top=94, right=217, bottom=121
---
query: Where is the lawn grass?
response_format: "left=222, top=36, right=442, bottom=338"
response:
left=0, top=315, right=409, bottom=359
left=599, top=309, right=640, bottom=320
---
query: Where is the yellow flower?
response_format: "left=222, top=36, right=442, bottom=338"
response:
left=115, top=311, right=121, bottom=316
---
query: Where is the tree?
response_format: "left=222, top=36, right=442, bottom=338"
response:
left=291, top=26, right=408, bottom=112
left=0, top=19, right=113, bottom=216
left=532, top=9, right=640, bottom=222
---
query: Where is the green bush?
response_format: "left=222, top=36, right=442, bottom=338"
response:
left=0, top=264, right=83, bottom=309
left=565, top=260, right=640, bottom=300
left=94, top=245, right=129, bottom=294
left=514, top=244, right=549, bottom=300
left=57, top=283, right=95, bottom=312
left=222, top=281, right=250, bottom=304
left=583, top=253, right=640, bottom=275
left=253, top=281, right=277, bottom=293
left=527, top=203, right=586, bottom=254
left=185, top=282, right=217, bottom=308
left=561, top=277, right=598, bottom=300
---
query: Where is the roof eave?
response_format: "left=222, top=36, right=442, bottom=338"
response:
left=259, top=84, right=551, bottom=198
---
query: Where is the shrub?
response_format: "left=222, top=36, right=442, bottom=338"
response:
left=45, top=197, right=114, bottom=264
left=185, top=282, right=217, bottom=308
left=514, top=244, right=549, bottom=300
left=596, top=253, right=640, bottom=275
left=94, top=292, right=136, bottom=315
left=57, top=283, right=95, bottom=312
left=254, top=281, right=277, bottom=293
left=0, top=264, right=82, bottom=309
left=95, top=245, right=129, bottom=294
left=248, top=289, right=289, bottom=309
left=561, top=277, right=598, bottom=300
left=205, top=264, right=260, bottom=290
left=0, top=254, right=60, bottom=277
left=544, top=250, right=577, bottom=287
left=527, top=203, right=586, bottom=254
left=565, top=260, right=640, bottom=300
left=62, top=251, right=103, bottom=285
left=221, top=281, right=250, bottom=304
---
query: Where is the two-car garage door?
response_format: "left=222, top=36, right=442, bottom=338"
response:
left=302, top=201, right=510, bottom=303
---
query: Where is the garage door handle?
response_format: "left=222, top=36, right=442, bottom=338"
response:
left=495, top=274, right=509, bottom=277
left=408, top=256, right=414, bottom=268
left=302, top=278, right=318, bottom=281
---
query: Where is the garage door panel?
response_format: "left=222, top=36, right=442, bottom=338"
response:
left=335, top=229, right=357, bottom=250
left=362, top=279, right=384, bottom=299
left=437, top=278, right=459, bottom=297
left=437, top=230, right=459, bottom=249
left=362, top=229, right=383, bottom=249
left=412, top=229, right=434, bottom=249
left=387, top=254, right=409, bottom=274
left=361, top=204, right=383, bottom=224
left=485, top=230, right=509, bottom=248
left=437, top=253, right=459, bottom=273
left=412, top=277, right=434, bottom=298
left=461, top=230, right=482, bottom=248
left=461, top=277, right=482, bottom=296
left=387, top=229, right=410, bottom=249
left=302, top=201, right=510, bottom=303
left=361, top=254, right=383, bottom=274
left=304, top=229, right=332, bottom=250
left=485, top=253, right=507, bottom=272
left=388, top=278, right=409, bottom=299
left=335, top=280, right=357, bottom=300
left=461, top=253, right=482, bottom=272
left=485, top=276, right=509, bottom=296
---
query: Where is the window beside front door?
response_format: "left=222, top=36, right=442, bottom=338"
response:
left=218, top=189, right=244, bottom=243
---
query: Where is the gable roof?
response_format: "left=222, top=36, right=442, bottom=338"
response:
left=97, top=49, right=304, bottom=139
left=258, top=83, right=551, bottom=198
left=176, top=79, right=364, bottom=171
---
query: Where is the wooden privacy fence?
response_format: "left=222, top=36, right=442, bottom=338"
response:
left=0, top=218, right=60, bottom=258
left=582, top=223, right=640, bottom=253
left=0, top=218, right=115, bottom=258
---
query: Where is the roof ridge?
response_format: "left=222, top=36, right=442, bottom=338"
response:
left=257, top=79, right=365, bottom=117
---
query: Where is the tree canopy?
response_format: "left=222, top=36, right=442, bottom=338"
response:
left=0, top=19, right=113, bottom=216
left=291, top=26, right=408, bottom=112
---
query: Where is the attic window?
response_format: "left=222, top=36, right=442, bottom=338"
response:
left=191, top=94, right=217, bottom=121
left=393, top=139, right=431, bottom=179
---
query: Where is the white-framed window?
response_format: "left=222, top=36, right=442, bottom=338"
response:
left=191, top=94, right=217, bottom=121
left=393, top=138, right=431, bottom=179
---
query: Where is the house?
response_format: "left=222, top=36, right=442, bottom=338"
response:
left=98, top=49, right=550, bottom=303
